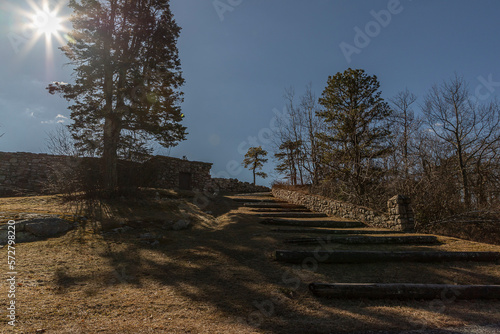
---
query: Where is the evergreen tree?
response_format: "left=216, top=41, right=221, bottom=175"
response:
left=47, top=0, right=186, bottom=191
left=317, top=68, right=392, bottom=201
left=243, top=146, right=268, bottom=186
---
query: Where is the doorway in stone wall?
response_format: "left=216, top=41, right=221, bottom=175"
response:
left=179, top=172, right=192, bottom=190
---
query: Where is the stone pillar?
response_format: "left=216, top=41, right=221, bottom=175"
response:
left=386, top=195, right=415, bottom=232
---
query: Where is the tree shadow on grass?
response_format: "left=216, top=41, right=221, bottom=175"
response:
left=53, top=194, right=500, bottom=334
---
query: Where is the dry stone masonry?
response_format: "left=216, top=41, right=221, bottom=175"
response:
left=0, top=152, right=268, bottom=196
left=210, top=178, right=270, bottom=193
left=272, top=188, right=414, bottom=232
left=0, top=152, right=76, bottom=196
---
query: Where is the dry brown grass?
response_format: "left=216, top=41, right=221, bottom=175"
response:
left=0, top=193, right=499, bottom=333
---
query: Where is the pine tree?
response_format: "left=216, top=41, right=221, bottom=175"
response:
left=47, top=0, right=186, bottom=191
left=317, top=68, right=392, bottom=201
left=243, top=146, right=268, bottom=186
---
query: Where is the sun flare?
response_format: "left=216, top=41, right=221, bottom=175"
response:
left=31, top=7, right=63, bottom=38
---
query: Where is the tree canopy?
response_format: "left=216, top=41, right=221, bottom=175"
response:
left=317, top=68, right=393, bottom=201
left=48, top=0, right=186, bottom=190
left=243, top=146, right=268, bottom=186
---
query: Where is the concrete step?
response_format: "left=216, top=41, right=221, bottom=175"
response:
left=257, top=212, right=328, bottom=218
left=270, top=228, right=395, bottom=235
left=261, top=219, right=365, bottom=228
left=283, top=235, right=440, bottom=245
left=309, top=283, right=500, bottom=300
left=275, top=250, right=500, bottom=264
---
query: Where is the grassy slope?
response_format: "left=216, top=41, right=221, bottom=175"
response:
left=0, top=193, right=499, bottom=333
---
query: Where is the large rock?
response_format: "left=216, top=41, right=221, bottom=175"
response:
left=0, top=217, right=75, bottom=245
left=23, top=218, right=73, bottom=237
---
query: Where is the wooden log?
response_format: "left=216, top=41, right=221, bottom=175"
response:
left=243, top=202, right=307, bottom=209
left=261, top=219, right=364, bottom=228
left=247, top=207, right=312, bottom=213
left=283, top=235, right=439, bottom=245
left=257, top=212, right=328, bottom=218
left=270, top=228, right=394, bottom=234
left=275, top=250, right=500, bottom=264
left=309, top=283, right=500, bottom=300
left=231, top=198, right=283, bottom=203
left=234, top=192, right=272, bottom=196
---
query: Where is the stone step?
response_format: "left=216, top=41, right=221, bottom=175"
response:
left=309, top=283, right=500, bottom=300
left=283, top=235, right=440, bottom=245
left=235, top=192, right=272, bottom=197
left=257, top=212, right=328, bottom=218
left=275, top=250, right=500, bottom=264
left=261, top=219, right=365, bottom=228
left=231, top=198, right=283, bottom=203
left=243, top=202, right=307, bottom=209
left=247, top=207, right=312, bottom=213
left=270, top=228, right=395, bottom=235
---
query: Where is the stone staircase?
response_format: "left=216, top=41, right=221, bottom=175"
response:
left=232, top=192, right=500, bottom=300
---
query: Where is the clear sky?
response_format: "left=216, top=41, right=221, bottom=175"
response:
left=1, top=0, right=499, bottom=186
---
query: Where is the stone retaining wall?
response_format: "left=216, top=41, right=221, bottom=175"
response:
left=210, top=178, right=270, bottom=193
left=272, top=188, right=414, bottom=232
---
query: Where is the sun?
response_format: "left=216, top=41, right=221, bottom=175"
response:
left=31, top=7, right=63, bottom=38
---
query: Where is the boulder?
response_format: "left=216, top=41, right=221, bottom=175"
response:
left=172, top=219, right=190, bottom=231
left=24, top=218, right=73, bottom=238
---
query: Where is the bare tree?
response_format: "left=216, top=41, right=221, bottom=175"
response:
left=299, top=83, right=323, bottom=185
left=46, top=125, right=81, bottom=157
left=390, top=88, right=421, bottom=179
left=273, top=84, right=323, bottom=185
left=422, top=75, right=500, bottom=207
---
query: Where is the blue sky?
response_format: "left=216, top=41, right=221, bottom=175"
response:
left=1, top=0, right=499, bottom=186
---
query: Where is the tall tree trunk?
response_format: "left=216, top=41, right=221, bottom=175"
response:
left=455, top=135, right=470, bottom=208
left=102, top=0, right=118, bottom=192
left=103, top=114, right=121, bottom=191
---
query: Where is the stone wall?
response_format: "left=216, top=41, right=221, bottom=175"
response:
left=210, top=178, right=270, bottom=193
left=0, top=152, right=212, bottom=196
left=0, top=152, right=76, bottom=196
left=144, top=156, right=212, bottom=191
left=272, top=188, right=414, bottom=232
